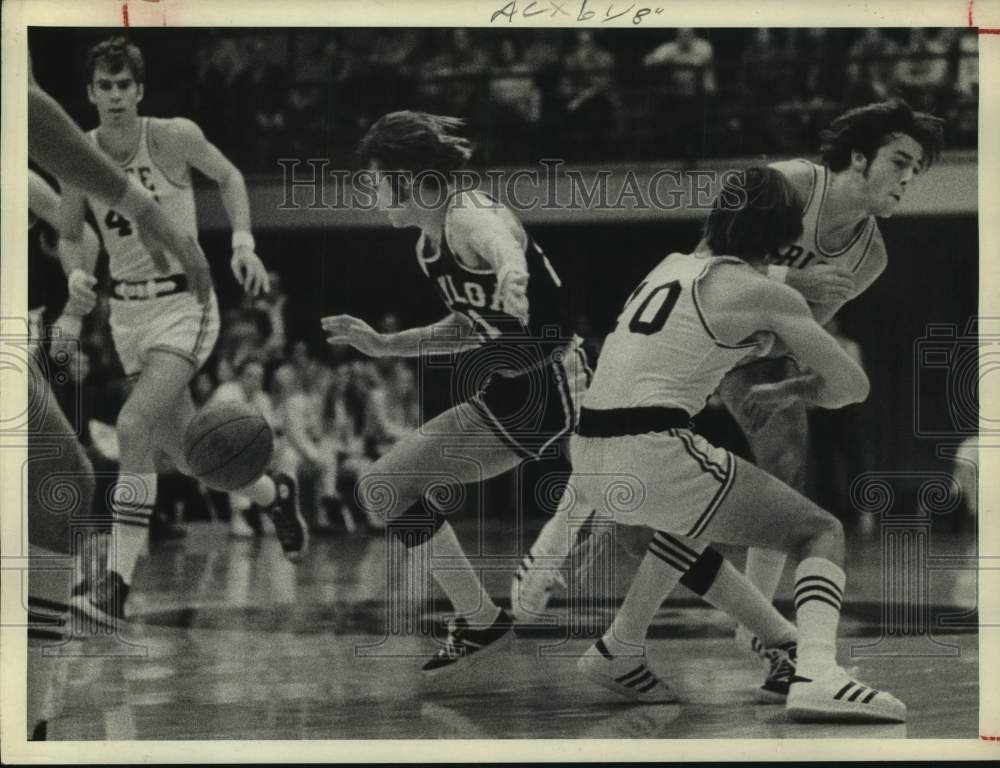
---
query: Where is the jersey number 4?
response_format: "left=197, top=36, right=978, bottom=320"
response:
left=615, top=280, right=681, bottom=335
left=104, top=210, right=134, bottom=237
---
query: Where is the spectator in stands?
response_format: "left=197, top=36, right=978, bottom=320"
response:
left=559, top=31, right=622, bottom=158
left=738, top=29, right=786, bottom=152
left=893, top=28, right=949, bottom=113
left=419, top=28, right=490, bottom=118
left=845, top=28, right=900, bottom=105
left=196, top=37, right=248, bottom=162
left=236, top=36, right=288, bottom=165
left=642, top=28, right=716, bottom=159
left=778, top=29, right=844, bottom=150
left=488, top=37, right=543, bottom=161
left=949, top=29, right=978, bottom=142
left=317, top=364, right=370, bottom=533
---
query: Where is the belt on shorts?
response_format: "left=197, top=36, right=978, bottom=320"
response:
left=110, top=274, right=188, bottom=301
left=577, top=406, right=692, bottom=437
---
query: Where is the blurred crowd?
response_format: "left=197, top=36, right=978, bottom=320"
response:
left=188, top=27, right=977, bottom=166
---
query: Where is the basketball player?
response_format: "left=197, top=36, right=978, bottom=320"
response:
left=569, top=167, right=905, bottom=722
left=57, top=37, right=307, bottom=622
left=322, top=111, right=590, bottom=674
left=24, top=61, right=217, bottom=738
left=519, top=99, right=944, bottom=693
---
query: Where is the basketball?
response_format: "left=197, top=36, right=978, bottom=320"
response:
left=183, top=401, right=273, bottom=491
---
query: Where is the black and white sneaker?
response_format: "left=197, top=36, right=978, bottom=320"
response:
left=786, top=668, right=906, bottom=723
left=422, top=609, right=515, bottom=677
left=266, top=473, right=308, bottom=562
left=578, top=639, right=677, bottom=703
left=757, top=641, right=797, bottom=703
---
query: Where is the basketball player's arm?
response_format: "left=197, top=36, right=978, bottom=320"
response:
left=807, top=232, right=888, bottom=327
left=713, top=275, right=869, bottom=410
left=447, top=196, right=531, bottom=323
left=754, top=282, right=870, bottom=409
left=322, top=312, right=481, bottom=357
left=164, top=118, right=269, bottom=295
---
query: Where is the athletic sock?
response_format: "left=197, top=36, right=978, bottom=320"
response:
left=110, top=472, right=157, bottom=585
left=702, top=558, right=797, bottom=648
left=407, top=519, right=500, bottom=628
left=602, top=531, right=699, bottom=656
left=793, top=557, right=846, bottom=678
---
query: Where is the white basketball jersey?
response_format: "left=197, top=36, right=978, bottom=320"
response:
left=585, top=253, right=766, bottom=416
left=86, top=118, right=199, bottom=281
left=770, top=160, right=878, bottom=274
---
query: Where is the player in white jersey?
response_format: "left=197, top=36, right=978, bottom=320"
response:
left=569, top=167, right=905, bottom=722
left=57, top=37, right=307, bottom=623
left=519, top=99, right=944, bottom=693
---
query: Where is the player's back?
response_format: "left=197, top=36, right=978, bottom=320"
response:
left=585, top=252, right=766, bottom=416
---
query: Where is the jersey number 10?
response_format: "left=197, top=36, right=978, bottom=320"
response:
left=615, top=280, right=681, bottom=335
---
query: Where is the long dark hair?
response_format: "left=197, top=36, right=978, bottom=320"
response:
left=820, top=98, right=944, bottom=172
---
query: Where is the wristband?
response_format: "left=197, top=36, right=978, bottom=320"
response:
left=232, top=231, right=255, bottom=250
left=114, top=178, right=153, bottom=219
left=767, top=265, right=789, bottom=283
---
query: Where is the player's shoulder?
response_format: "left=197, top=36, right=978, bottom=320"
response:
left=148, top=116, right=206, bottom=151
left=767, top=158, right=818, bottom=212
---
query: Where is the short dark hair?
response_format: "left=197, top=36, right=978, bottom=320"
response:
left=86, top=36, right=145, bottom=85
left=357, top=111, right=473, bottom=176
left=820, top=99, right=944, bottom=172
left=704, top=167, right=803, bottom=261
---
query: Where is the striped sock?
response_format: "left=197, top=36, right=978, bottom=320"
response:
left=110, top=473, right=157, bottom=586
left=793, top=557, right=846, bottom=678
left=603, top=532, right=705, bottom=656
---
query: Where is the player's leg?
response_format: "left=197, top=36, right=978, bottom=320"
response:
left=717, top=358, right=809, bottom=655
left=696, top=457, right=905, bottom=721
left=573, top=434, right=797, bottom=703
left=27, top=367, right=95, bottom=737
left=357, top=400, right=524, bottom=674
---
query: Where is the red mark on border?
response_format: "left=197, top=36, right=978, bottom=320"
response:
left=121, top=2, right=129, bottom=26
left=981, top=734, right=1000, bottom=741
left=968, top=0, right=1000, bottom=34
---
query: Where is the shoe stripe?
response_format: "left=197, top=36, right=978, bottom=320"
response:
left=28, top=627, right=67, bottom=642
left=615, top=665, right=648, bottom=684
left=834, top=682, right=855, bottom=700
left=652, top=532, right=700, bottom=559
left=636, top=677, right=660, bottom=694
left=848, top=686, right=867, bottom=702
left=795, top=575, right=844, bottom=598
left=625, top=670, right=653, bottom=688
left=28, top=611, right=67, bottom=626
left=863, top=689, right=879, bottom=704
left=595, top=639, right=614, bottom=661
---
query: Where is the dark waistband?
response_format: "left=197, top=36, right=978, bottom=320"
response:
left=576, top=406, right=692, bottom=437
left=111, top=274, right=188, bottom=301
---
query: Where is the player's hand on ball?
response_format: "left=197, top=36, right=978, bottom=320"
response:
left=231, top=247, right=270, bottom=296
left=785, top=265, right=855, bottom=304
left=499, top=270, right=530, bottom=324
left=740, top=382, right=798, bottom=431
left=321, top=315, right=392, bottom=357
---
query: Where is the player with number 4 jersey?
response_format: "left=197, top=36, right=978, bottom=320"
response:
left=57, top=37, right=306, bottom=625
